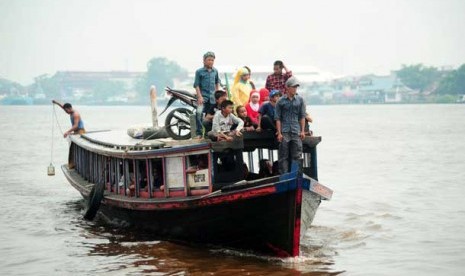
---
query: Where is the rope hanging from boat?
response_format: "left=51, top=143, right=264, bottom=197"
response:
left=48, top=104, right=66, bottom=176
left=51, top=104, right=54, bottom=163
left=48, top=104, right=56, bottom=175
left=52, top=104, right=65, bottom=135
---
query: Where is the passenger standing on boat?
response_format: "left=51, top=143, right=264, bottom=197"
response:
left=202, top=90, right=227, bottom=134
left=208, top=100, right=244, bottom=141
left=275, top=77, right=306, bottom=173
left=265, top=60, right=292, bottom=95
left=52, top=100, right=85, bottom=137
left=231, top=67, right=253, bottom=107
left=243, top=66, right=256, bottom=90
left=256, top=89, right=281, bottom=132
left=194, top=51, right=221, bottom=139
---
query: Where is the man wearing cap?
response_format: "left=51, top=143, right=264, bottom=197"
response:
left=193, top=51, right=221, bottom=138
left=257, top=89, right=281, bottom=132
left=275, top=76, right=306, bottom=174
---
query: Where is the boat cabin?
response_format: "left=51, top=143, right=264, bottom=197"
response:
left=69, top=130, right=321, bottom=199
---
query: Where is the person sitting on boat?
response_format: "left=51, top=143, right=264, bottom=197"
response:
left=52, top=100, right=85, bottom=137
left=202, top=90, right=228, bottom=134
left=208, top=100, right=244, bottom=142
left=152, top=164, right=163, bottom=190
left=272, top=160, right=280, bottom=176
left=231, top=67, right=253, bottom=107
left=243, top=66, right=256, bottom=90
left=244, top=90, right=261, bottom=125
left=258, top=159, right=273, bottom=178
left=256, top=89, right=281, bottom=132
left=236, top=105, right=257, bottom=131
left=242, top=163, right=259, bottom=181
left=186, top=155, right=208, bottom=173
left=275, top=76, right=306, bottom=174
left=193, top=51, right=221, bottom=139
left=265, top=60, right=292, bottom=95
left=118, top=173, right=136, bottom=195
left=127, top=173, right=136, bottom=197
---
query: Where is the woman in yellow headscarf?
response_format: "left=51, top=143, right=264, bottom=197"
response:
left=231, top=67, right=253, bottom=107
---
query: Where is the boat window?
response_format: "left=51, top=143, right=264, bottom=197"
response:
left=242, top=149, right=279, bottom=179
left=135, top=159, right=165, bottom=199
left=126, top=160, right=135, bottom=196
left=89, top=151, right=94, bottom=182
left=117, top=159, right=126, bottom=195
left=97, top=154, right=105, bottom=185
left=186, top=154, right=210, bottom=192
left=150, top=159, right=164, bottom=191
left=109, top=158, right=116, bottom=193
left=103, top=156, right=110, bottom=188
left=186, top=154, right=208, bottom=172
left=135, top=160, right=148, bottom=192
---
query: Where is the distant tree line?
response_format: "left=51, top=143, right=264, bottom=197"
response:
left=10, top=56, right=188, bottom=104
left=397, top=63, right=465, bottom=95
left=134, top=57, right=188, bottom=103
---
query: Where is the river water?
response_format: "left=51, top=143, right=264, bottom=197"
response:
left=0, top=104, right=464, bottom=275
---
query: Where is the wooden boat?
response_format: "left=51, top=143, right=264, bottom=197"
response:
left=62, top=129, right=332, bottom=257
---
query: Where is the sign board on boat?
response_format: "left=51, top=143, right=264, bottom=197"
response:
left=187, top=169, right=209, bottom=188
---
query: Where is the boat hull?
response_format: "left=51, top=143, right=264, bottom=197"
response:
left=63, top=166, right=322, bottom=257
left=99, top=189, right=306, bottom=256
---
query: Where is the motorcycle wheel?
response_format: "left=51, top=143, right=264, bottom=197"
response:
left=165, top=108, right=193, bottom=140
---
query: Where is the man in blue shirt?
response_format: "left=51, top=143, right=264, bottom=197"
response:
left=275, top=77, right=306, bottom=174
left=193, top=51, right=221, bottom=138
left=257, top=89, right=281, bottom=132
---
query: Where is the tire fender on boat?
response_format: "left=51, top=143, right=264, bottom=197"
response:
left=83, top=182, right=105, bottom=220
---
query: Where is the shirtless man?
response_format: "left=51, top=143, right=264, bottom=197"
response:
left=52, top=100, right=86, bottom=137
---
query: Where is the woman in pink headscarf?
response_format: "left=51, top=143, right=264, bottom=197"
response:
left=245, top=90, right=261, bottom=125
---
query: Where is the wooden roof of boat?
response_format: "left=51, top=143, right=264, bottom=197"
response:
left=71, top=130, right=210, bottom=156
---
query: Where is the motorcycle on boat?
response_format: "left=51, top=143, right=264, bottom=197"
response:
left=159, top=87, right=198, bottom=140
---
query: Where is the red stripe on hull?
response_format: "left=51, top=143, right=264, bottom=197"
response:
left=291, top=185, right=303, bottom=257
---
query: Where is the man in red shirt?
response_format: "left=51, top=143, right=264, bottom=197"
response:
left=265, top=60, right=292, bottom=95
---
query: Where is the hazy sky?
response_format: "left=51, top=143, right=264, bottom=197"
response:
left=1, top=0, right=464, bottom=84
